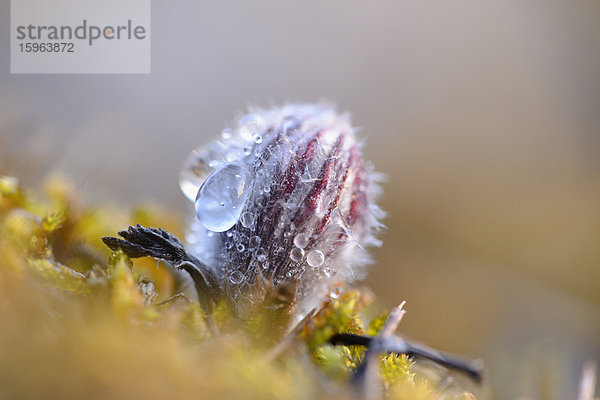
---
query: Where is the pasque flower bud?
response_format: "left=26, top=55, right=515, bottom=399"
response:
left=179, top=104, right=383, bottom=303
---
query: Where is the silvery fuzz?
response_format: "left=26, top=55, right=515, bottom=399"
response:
left=180, top=104, right=384, bottom=307
left=104, top=103, right=384, bottom=313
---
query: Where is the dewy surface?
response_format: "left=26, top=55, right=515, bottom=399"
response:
left=179, top=104, right=384, bottom=305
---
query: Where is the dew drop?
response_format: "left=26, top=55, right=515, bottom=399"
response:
left=293, top=233, right=309, bottom=249
left=194, top=162, right=249, bottom=232
left=236, top=243, right=245, bottom=252
left=221, top=128, right=232, bottom=140
left=249, top=236, right=261, bottom=248
left=254, top=134, right=263, bottom=144
left=240, top=212, right=255, bottom=229
left=261, top=261, right=270, bottom=270
left=229, top=270, right=244, bottom=284
left=323, top=266, right=334, bottom=277
left=256, top=248, right=267, bottom=262
left=306, top=250, right=324, bottom=267
left=290, top=247, right=305, bottom=262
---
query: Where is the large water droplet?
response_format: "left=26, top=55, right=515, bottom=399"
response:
left=290, top=247, right=305, bottom=262
left=194, top=162, right=249, bottom=232
left=249, top=236, right=261, bottom=248
left=240, top=212, right=255, bottom=229
left=293, top=233, right=309, bottom=249
left=306, top=250, right=324, bottom=267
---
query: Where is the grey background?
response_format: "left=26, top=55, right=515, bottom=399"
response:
left=1, top=1, right=599, bottom=399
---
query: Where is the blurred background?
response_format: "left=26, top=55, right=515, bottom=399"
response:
left=1, top=1, right=599, bottom=398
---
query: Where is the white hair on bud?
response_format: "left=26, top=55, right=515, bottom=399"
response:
left=180, top=103, right=384, bottom=308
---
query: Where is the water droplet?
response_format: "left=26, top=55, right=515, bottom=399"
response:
left=290, top=247, right=305, bottom=262
left=194, top=162, right=249, bottom=232
left=179, top=143, right=226, bottom=202
left=240, top=212, right=255, bottom=229
left=263, top=185, right=271, bottom=193
left=286, top=271, right=292, bottom=278
left=236, top=243, right=245, bottom=252
left=221, top=128, right=232, bottom=140
left=244, top=146, right=252, bottom=156
left=293, top=233, right=309, bottom=249
left=261, top=261, right=270, bottom=270
left=306, top=250, right=324, bottom=267
left=226, top=230, right=234, bottom=238
left=323, top=266, right=335, bottom=277
left=256, top=248, right=267, bottom=262
left=249, top=236, right=261, bottom=248
left=254, top=134, right=263, bottom=144
left=229, top=270, right=244, bottom=284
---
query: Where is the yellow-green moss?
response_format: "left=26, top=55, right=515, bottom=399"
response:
left=0, top=175, right=474, bottom=400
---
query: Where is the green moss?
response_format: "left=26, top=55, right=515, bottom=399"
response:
left=0, top=175, right=475, bottom=400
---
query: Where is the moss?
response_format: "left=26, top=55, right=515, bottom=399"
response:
left=0, top=175, right=475, bottom=400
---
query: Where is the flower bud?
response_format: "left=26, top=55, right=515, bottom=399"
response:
left=179, top=104, right=383, bottom=304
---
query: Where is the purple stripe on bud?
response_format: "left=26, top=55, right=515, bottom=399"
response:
left=180, top=104, right=383, bottom=305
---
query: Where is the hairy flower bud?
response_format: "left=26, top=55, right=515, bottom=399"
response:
left=179, top=104, right=383, bottom=304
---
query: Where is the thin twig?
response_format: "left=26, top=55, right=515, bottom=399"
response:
left=351, top=302, right=407, bottom=400
left=379, top=301, right=406, bottom=338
